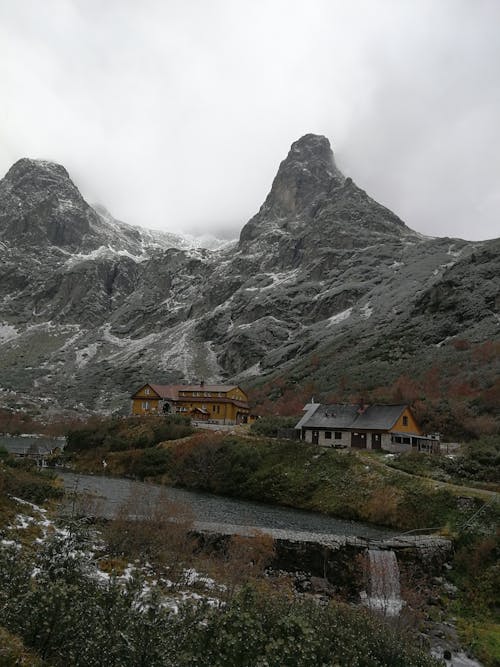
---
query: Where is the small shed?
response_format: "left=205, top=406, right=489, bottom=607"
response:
left=0, top=435, right=65, bottom=466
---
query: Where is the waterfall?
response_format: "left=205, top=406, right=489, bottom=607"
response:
left=364, top=549, right=403, bottom=616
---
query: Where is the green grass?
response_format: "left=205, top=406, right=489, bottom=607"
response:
left=457, top=620, right=500, bottom=667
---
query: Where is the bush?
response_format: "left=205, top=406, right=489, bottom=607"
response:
left=134, top=448, right=171, bottom=480
left=66, top=416, right=193, bottom=454
left=1, top=467, right=63, bottom=504
left=250, top=415, right=298, bottom=438
left=0, top=532, right=440, bottom=667
left=182, top=586, right=439, bottom=667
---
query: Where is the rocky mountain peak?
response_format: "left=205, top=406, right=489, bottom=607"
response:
left=287, top=133, right=338, bottom=170
left=4, top=158, right=71, bottom=189
left=261, top=133, right=344, bottom=220
left=238, top=134, right=409, bottom=252
left=0, top=157, right=100, bottom=250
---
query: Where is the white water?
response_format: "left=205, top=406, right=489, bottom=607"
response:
left=365, top=549, right=403, bottom=616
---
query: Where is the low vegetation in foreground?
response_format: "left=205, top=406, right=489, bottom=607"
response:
left=0, top=535, right=440, bottom=667
left=0, top=452, right=442, bottom=667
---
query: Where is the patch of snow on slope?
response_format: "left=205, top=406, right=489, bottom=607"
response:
left=361, top=303, right=373, bottom=319
left=327, top=308, right=352, bottom=327
left=237, top=315, right=286, bottom=330
left=64, top=245, right=146, bottom=268
left=236, top=362, right=261, bottom=378
left=101, top=325, right=164, bottom=360
left=75, top=342, right=99, bottom=368
left=182, top=233, right=236, bottom=251
left=447, top=244, right=464, bottom=258
left=160, top=320, right=200, bottom=379
left=0, top=323, right=18, bottom=343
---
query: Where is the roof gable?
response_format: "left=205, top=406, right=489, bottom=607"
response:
left=131, top=383, right=165, bottom=399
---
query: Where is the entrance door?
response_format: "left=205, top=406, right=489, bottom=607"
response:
left=371, top=433, right=382, bottom=450
left=312, top=430, right=319, bottom=445
left=351, top=432, right=367, bottom=448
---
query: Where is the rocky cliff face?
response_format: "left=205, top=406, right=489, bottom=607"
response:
left=0, top=136, right=498, bottom=414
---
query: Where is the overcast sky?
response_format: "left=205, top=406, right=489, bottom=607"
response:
left=1, top=0, right=499, bottom=241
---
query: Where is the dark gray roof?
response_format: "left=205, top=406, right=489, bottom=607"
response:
left=0, top=436, right=63, bottom=456
left=296, top=403, right=408, bottom=431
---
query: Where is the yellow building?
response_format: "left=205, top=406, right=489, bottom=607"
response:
left=131, top=383, right=250, bottom=424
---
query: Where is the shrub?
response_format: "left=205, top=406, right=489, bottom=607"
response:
left=66, top=416, right=193, bottom=454
left=134, top=447, right=171, bottom=479
left=250, top=415, right=298, bottom=438
left=0, top=534, right=440, bottom=667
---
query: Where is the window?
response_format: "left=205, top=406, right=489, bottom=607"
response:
left=325, top=431, right=332, bottom=439
left=144, top=388, right=150, bottom=395
left=142, top=401, right=149, bottom=410
left=334, top=432, right=342, bottom=440
left=402, top=416, right=408, bottom=426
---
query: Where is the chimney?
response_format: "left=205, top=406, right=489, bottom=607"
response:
left=357, top=398, right=368, bottom=415
left=200, top=379, right=205, bottom=388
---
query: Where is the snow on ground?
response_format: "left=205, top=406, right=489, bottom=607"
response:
left=360, top=303, right=373, bottom=319
left=101, top=325, right=165, bottom=364
left=160, top=319, right=200, bottom=378
left=1, top=496, right=223, bottom=612
left=75, top=342, right=99, bottom=368
left=236, top=362, right=261, bottom=379
left=243, top=269, right=301, bottom=292
left=64, top=245, right=147, bottom=268
left=237, top=315, right=286, bottom=330
left=0, top=322, right=19, bottom=343
left=327, top=307, right=352, bottom=327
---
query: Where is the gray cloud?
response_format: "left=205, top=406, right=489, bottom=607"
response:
left=0, top=0, right=498, bottom=240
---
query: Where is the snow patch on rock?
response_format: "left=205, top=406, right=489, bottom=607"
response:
left=327, top=308, right=352, bottom=327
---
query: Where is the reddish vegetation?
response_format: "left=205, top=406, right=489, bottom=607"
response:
left=249, top=339, right=500, bottom=440
left=0, top=340, right=497, bottom=442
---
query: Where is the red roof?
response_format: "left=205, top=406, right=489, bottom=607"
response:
left=148, top=384, right=182, bottom=399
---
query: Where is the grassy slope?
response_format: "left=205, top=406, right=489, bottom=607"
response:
left=65, top=432, right=498, bottom=533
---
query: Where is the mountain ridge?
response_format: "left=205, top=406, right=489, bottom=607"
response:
left=0, top=134, right=498, bottom=417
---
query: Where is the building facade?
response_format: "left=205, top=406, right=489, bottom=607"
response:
left=131, top=383, right=250, bottom=424
left=295, top=402, right=440, bottom=453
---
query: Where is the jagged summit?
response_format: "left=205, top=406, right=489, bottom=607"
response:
left=239, top=133, right=407, bottom=250
left=4, top=158, right=71, bottom=185
left=287, top=133, right=333, bottom=161
left=287, top=134, right=342, bottom=174
left=0, top=157, right=97, bottom=249
left=258, top=133, right=344, bottom=221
